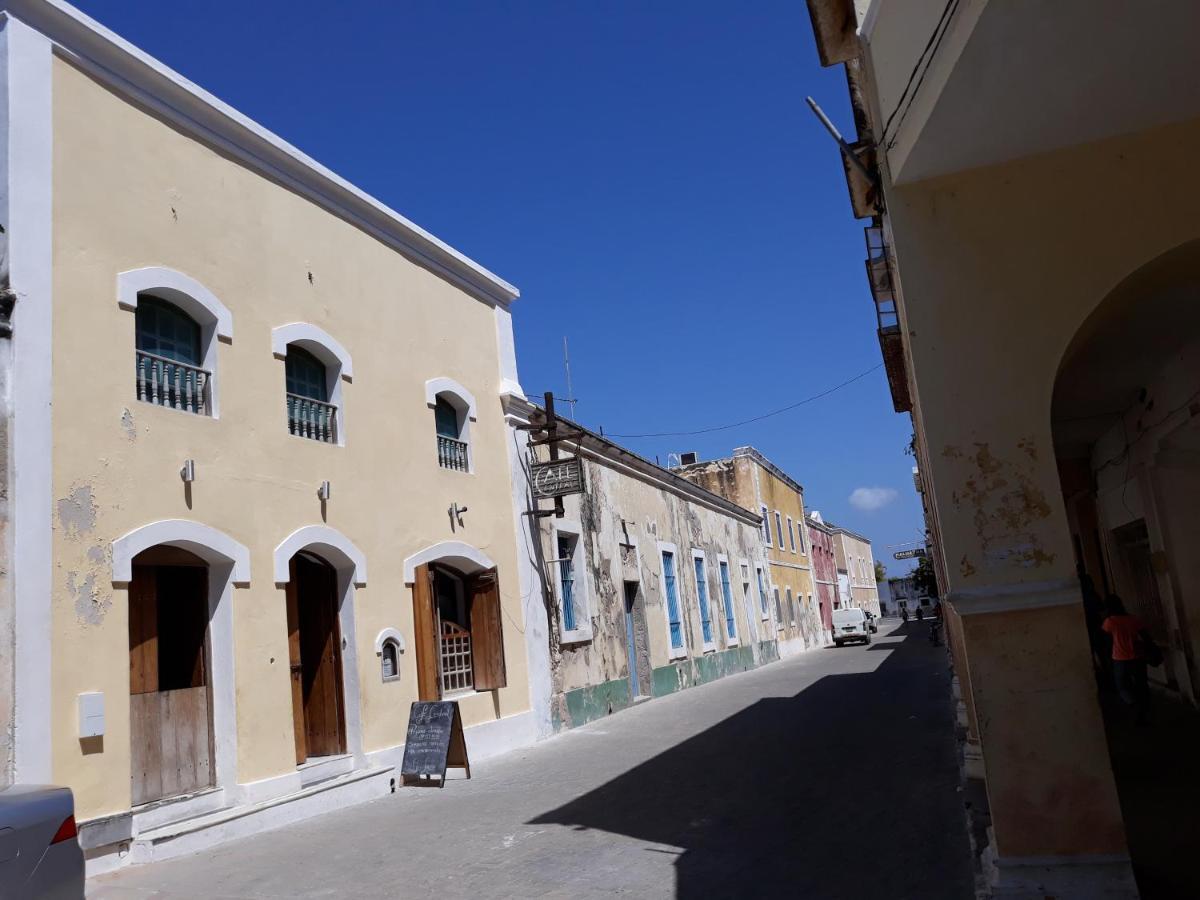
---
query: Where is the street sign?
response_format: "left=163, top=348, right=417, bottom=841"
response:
left=893, top=548, right=927, bottom=560
left=531, top=457, right=584, bottom=499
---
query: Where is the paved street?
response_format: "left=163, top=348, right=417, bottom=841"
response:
left=91, top=620, right=974, bottom=899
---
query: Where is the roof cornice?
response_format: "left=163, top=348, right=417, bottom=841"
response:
left=5, top=0, right=520, bottom=308
left=731, top=446, right=805, bottom=496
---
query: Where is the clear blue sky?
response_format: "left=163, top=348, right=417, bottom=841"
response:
left=74, top=0, right=923, bottom=574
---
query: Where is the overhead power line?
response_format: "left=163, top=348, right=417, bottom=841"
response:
left=607, top=363, right=884, bottom=439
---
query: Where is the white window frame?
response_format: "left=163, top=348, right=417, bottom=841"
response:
left=425, top=376, right=477, bottom=474
left=374, top=628, right=405, bottom=683
left=760, top=506, right=771, bottom=545
left=786, top=516, right=796, bottom=553
left=657, top=541, right=688, bottom=660
left=691, top=548, right=717, bottom=653
left=551, top=518, right=592, bottom=643
left=717, top=554, right=739, bottom=647
left=755, top=563, right=770, bottom=621
left=272, top=323, right=354, bottom=446
left=119, top=267, right=233, bottom=419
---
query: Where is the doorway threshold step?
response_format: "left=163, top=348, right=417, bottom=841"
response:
left=130, top=765, right=393, bottom=865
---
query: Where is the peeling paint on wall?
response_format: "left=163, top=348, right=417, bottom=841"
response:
left=56, top=484, right=97, bottom=540
left=120, top=408, right=137, bottom=441
left=944, top=440, right=1056, bottom=575
left=68, top=570, right=109, bottom=625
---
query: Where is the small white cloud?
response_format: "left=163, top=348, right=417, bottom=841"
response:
left=849, top=486, right=898, bottom=512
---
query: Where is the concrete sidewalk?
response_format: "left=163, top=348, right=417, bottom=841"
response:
left=90, top=620, right=974, bottom=899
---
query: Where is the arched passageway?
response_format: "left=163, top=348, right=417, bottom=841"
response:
left=1051, top=238, right=1200, bottom=897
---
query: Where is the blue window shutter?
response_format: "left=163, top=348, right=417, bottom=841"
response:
left=719, top=561, right=735, bottom=639
left=694, top=556, right=712, bottom=644
left=663, top=552, right=682, bottom=649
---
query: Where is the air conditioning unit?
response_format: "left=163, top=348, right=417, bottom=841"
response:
left=679, top=451, right=698, bottom=466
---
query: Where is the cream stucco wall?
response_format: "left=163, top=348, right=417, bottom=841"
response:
left=50, top=57, right=529, bottom=820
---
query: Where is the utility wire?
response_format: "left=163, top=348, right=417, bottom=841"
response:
left=880, top=0, right=960, bottom=149
left=607, top=363, right=884, bottom=439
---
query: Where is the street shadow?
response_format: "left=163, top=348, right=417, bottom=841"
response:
left=529, top=621, right=974, bottom=899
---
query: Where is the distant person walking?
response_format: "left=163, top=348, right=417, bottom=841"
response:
left=1102, top=595, right=1151, bottom=725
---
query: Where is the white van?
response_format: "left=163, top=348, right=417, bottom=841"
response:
left=832, top=607, right=871, bottom=647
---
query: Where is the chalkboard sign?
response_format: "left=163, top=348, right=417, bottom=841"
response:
left=400, top=701, right=470, bottom=787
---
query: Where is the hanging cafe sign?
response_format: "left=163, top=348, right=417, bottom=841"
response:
left=531, top=457, right=584, bottom=499
left=893, top=547, right=927, bottom=560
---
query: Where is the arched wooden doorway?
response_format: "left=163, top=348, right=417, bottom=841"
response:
left=285, top=552, right=346, bottom=763
left=128, top=545, right=213, bottom=805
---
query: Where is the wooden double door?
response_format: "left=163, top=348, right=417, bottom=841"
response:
left=286, top=553, right=346, bottom=764
left=128, top=550, right=214, bottom=806
left=412, top=564, right=507, bottom=701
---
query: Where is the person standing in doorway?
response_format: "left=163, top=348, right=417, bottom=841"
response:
left=1102, top=595, right=1150, bottom=725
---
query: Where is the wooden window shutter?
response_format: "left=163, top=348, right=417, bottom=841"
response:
left=469, top=568, right=506, bottom=691
left=412, top=565, right=440, bottom=701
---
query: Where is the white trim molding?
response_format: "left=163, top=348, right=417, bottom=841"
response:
left=425, top=376, right=477, bottom=420
left=117, top=267, right=233, bottom=338
left=273, top=525, right=367, bottom=585
left=374, top=627, right=405, bottom=655
left=271, top=322, right=353, bottom=380
left=9, top=14, right=55, bottom=783
left=402, top=540, right=495, bottom=584
left=117, top=266, right=231, bottom=418
left=111, top=519, right=251, bottom=584
left=947, top=577, right=1079, bottom=617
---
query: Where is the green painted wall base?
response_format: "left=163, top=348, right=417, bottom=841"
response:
left=553, top=641, right=780, bottom=732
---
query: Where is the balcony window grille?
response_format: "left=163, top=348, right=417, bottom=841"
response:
left=286, top=346, right=336, bottom=443
left=439, top=621, right=473, bottom=694
left=558, top=533, right=576, bottom=631
left=135, top=297, right=210, bottom=415
left=435, top=396, right=469, bottom=471
left=864, top=224, right=900, bottom=334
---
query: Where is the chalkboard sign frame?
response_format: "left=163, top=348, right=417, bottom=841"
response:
left=399, top=701, right=471, bottom=788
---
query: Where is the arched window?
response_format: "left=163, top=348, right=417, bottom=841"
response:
left=424, top=378, right=476, bottom=473
left=135, top=296, right=209, bottom=415
left=286, top=345, right=335, bottom=443
left=381, top=639, right=400, bottom=682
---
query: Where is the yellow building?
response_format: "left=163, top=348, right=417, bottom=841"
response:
left=3, top=1, right=538, bottom=872
left=805, top=0, right=1200, bottom=894
left=678, top=447, right=826, bottom=655
left=829, top=524, right=880, bottom=616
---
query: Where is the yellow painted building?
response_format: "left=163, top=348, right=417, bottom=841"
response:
left=3, top=1, right=539, bottom=872
left=678, top=447, right=827, bottom=655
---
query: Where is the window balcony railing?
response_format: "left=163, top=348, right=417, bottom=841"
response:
left=437, top=434, right=469, bottom=471
left=439, top=621, right=473, bottom=695
left=136, top=350, right=210, bottom=416
left=864, top=224, right=900, bottom=334
left=287, top=393, right=337, bottom=444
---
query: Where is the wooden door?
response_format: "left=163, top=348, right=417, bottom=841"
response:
left=469, top=568, right=507, bottom=691
left=293, top=554, right=345, bottom=760
left=412, top=565, right=440, bottom=701
left=285, top=565, right=307, bottom=765
left=129, top=560, right=213, bottom=806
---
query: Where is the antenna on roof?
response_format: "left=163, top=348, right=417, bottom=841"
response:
left=562, top=336, right=578, bottom=421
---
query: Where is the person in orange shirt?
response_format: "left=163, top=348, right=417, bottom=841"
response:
left=1101, top=595, right=1150, bottom=725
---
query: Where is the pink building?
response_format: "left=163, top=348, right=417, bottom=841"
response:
left=806, top=512, right=837, bottom=635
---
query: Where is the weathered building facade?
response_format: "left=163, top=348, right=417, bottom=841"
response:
left=829, top=523, right=880, bottom=616
left=2, top=0, right=539, bottom=874
left=805, top=0, right=1200, bottom=894
left=525, top=416, right=775, bottom=732
left=677, top=447, right=827, bottom=655
left=806, top=511, right=837, bottom=633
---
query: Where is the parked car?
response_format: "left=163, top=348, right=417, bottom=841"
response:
left=832, top=607, right=871, bottom=646
left=0, top=785, right=85, bottom=899
left=864, top=611, right=879, bottom=633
